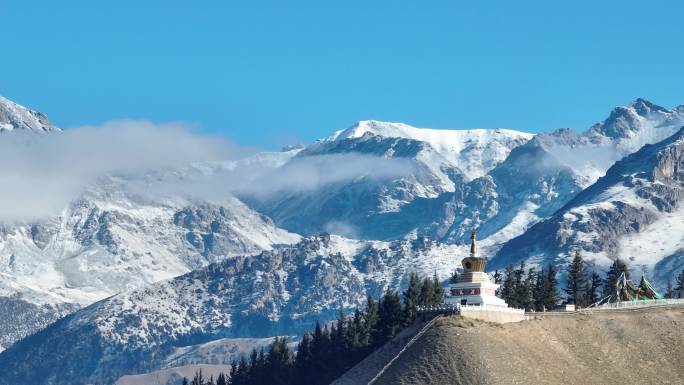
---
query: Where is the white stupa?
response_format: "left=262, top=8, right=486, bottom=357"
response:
left=444, top=231, right=508, bottom=307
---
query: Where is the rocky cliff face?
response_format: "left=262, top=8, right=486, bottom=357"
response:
left=494, top=127, right=684, bottom=279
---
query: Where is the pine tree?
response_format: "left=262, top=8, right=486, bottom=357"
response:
left=216, top=373, right=227, bottom=385
left=450, top=269, right=460, bottom=284
left=182, top=378, right=189, bottom=385
left=234, top=357, right=249, bottom=385
left=348, top=308, right=363, bottom=352
left=665, top=278, right=674, bottom=299
left=532, top=268, right=545, bottom=311
left=493, top=269, right=502, bottom=285
left=603, top=259, right=629, bottom=300
left=228, top=361, right=238, bottom=385
left=541, top=265, right=560, bottom=311
left=294, top=332, right=313, bottom=384
left=362, top=296, right=379, bottom=348
left=675, top=269, right=684, bottom=298
left=565, top=251, right=588, bottom=306
left=431, top=272, right=444, bottom=305
left=418, top=277, right=433, bottom=307
left=378, top=288, right=403, bottom=342
left=519, top=267, right=536, bottom=311
left=191, top=369, right=205, bottom=385
left=511, top=261, right=527, bottom=308
left=499, top=264, right=516, bottom=304
left=264, top=337, right=293, bottom=385
left=587, top=270, right=602, bottom=305
left=402, top=272, right=422, bottom=322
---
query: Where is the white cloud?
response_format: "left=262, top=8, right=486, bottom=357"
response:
left=0, top=121, right=238, bottom=222
left=0, top=122, right=414, bottom=222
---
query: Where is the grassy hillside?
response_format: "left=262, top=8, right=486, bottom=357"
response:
left=341, top=307, right=684, bottom=385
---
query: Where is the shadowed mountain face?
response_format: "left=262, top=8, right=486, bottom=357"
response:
left=494, top=126, right=684, bottom=278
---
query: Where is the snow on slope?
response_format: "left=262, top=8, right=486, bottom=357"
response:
left=327, top=120, right=534, bottom=180
left=0, top=179, right=299, bottom=307
left=251, top=120, right=533, bottom=240
left=539, top=99, right=684, bottom=186
left=0, top=96, right=59, bottom=133
left=494, top=125, right=684, bottom=285
left=0, top=234, right=472, bottom=385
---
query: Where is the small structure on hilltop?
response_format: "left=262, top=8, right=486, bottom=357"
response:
left=444, top=231, right=508, bottom=307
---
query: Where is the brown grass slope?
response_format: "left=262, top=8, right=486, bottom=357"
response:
left=343, top=307, right=684, bottom=385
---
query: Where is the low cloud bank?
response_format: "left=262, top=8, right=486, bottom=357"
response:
left=0, top=121, right=237, bottom=222
left=0, top=121, right=413, bottom=222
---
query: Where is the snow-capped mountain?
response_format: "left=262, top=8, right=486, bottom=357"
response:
left=532, top=99, right=684, bottom=184
left=0, top=96, right=303, bottom=350
left=0, top=179, right=299, bottom=349
left=0, top=234, right=468, bottom=385
left=425, top=99, right=684, bottom=247
left=0, top=96, right=59, bottom=133
left=327, top=120, right=534, bottom=180
left=494, top=125, right=684, bottom=284
left=247, top=121, right=533, bottom=240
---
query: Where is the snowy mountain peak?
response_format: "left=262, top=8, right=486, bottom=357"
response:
left=328, top=119, right=533, bottom=146
left=587, top=98, right=681, bottom=141
left=629, top=98, right=669, bottom=116
left=0, top=96, right=60, bottom=133
left=323, top=120, right=533, bottom=180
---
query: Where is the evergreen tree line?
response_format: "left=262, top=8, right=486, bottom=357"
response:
left=496, top=251, right=684, bottom=311
left=565, top=252, right=684, bottom=305
left=182, top=272, right=444, bottom=385
left=667, top=268, right=684, bottom=299
left=496, top=262, right=561, bottom=311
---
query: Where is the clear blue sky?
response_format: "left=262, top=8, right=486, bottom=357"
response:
left=2, top=0, right=683, bottom=148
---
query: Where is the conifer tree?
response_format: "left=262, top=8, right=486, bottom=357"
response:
left=419, top=277, right=433, bottom=308
left=264, top=337, right=293, bottom=385
left=675, top=269, right=684, bottom=298
left=432, top=272, right=444, bottom=305
left=362, top=296, right=379, bottom=348
left=541, top=265, right=560, bottom=310
left=493, top=269, right=502, bottom=284
left=499, top=264, right=516, bottom=305
left=565, top=251, right=588, bottom=306
left=603, top=259, right=629, bottom=299
left=450, top=269, right=460, bottom=284
left=191, top=368, right=205, bottom=385
left=532, top=268, right=545, bottom=311
left=518, top=267, right=535, bottom=311
left=228, top=361, right=238, bottom=385
left=378, top=288, right=403, bottom=341
left=665, top=278, right=673, bottom=299
left=235, top=357, right=249, bottom=385
left=511, top=261, right=528, bottom=308
left=182, top=378, right=189, bottom=385
left=587, top=270, right=602, bottom=305
left=402, top=272, right=422, bottom=321
left=293, top=332, right=313, bottom=384
left=216, top=373, right=227, bottom=385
